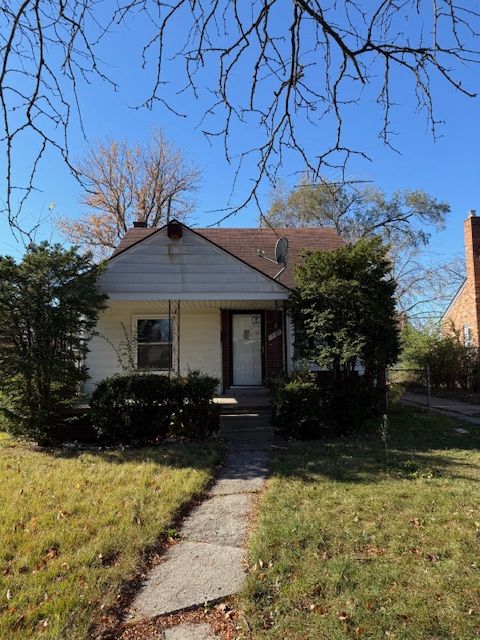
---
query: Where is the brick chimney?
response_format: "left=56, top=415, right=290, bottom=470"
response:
left=463, top=211, right=480, bottom=344
left=133, top=220, right=147, bottom=228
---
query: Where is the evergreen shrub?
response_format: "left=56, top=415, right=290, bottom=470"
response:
left=90, top=371, right=219, bottom=443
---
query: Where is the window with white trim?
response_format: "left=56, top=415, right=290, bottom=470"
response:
left=463, top=324, right=473, bottom=348
left=136, top=318, right=172, bottom=370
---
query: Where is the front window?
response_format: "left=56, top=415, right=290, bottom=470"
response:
left=136, top=318, right=172, bottom=370
left=463, top=324, right=473, bottom=348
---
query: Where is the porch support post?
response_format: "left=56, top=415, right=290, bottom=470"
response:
left=168, top=299, right=172, bottom=379
left=176, top=300, right=181, bottom=376
left=168, top=300, right=181, bottom=377
left=283, top=300, right=289, bottom=377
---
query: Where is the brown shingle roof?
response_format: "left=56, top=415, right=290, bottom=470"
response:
left=111, top=224, right=345, bottom=289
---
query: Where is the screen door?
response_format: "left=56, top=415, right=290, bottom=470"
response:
left=232, top=313, right=263, bottom=385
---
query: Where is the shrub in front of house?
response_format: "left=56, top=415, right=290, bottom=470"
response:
left=90, top=372, right=219, bottom=443
left=272, top=375, right=331, bottom=439
left=90, top=374, right=175, bottom=443
left=174, top=371, right=220, bottom=439
left=325, top=374, right=382, bottom=433
left=272, top=373, right=384, bottom=439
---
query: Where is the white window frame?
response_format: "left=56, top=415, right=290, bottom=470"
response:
left=463, top=324, right=473, bottom=348
left=132, top=314, right=173, bottom=372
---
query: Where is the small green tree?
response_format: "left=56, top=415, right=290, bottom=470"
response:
left=400, top=323, right=480, bottom=391
left=0, top=243, right=107, bottom=443
left=290, top=238, right=400, bottom=380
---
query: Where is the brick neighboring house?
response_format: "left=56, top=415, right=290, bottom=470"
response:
left=442, top=210, right=480, bottom=346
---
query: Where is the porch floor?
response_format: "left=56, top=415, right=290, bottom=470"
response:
left=214, top=386, right=271, bottom=414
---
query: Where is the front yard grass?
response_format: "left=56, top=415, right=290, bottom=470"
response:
left=241, top=407, right=480, bottom=639
left=0, top=433, right=220, bottom=640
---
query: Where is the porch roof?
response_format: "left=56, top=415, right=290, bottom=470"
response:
left=105, top=299, right=286, bottom=312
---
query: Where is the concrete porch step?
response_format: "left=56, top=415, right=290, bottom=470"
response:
left=228, top=386, right=271, bottom=396
left=214, top=387, right=271, bottom=414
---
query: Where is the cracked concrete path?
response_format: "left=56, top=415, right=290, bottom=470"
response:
left=129, top=413, right=273, bottom=624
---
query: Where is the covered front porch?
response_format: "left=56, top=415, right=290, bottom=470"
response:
left=84, top=298, right=292, bottom=395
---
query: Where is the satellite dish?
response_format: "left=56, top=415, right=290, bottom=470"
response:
left=275, top=237, right=289, bottom=265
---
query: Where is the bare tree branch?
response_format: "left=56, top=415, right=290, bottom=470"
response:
left=55, top=128, right=199, bottom=257
left=264, top=178, right=460, bottom=321
left=1, top=1, right=479, bottom=230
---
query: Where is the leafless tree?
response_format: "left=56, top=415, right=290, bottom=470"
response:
left=56, top=129, right=200, bottom=257
left=1, top=1, right=479, bottom=230
left=390, top=241, right=465, bottom=324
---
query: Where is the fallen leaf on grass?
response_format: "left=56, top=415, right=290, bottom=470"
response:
left=360, top=545, right=385, bottom=557
left=33, top=547, right=60, bottom=572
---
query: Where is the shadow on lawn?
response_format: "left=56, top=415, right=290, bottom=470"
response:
left=273, top=406, right=480, bottom=485
left=41, top=440, right=221, bottom=472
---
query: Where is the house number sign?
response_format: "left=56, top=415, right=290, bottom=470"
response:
left=268, top=329, right=282, bottom=341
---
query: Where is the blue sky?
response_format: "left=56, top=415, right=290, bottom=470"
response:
left=1, top=5, right=479, bottom=265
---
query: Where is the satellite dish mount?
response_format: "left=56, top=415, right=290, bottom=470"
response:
left=257, top=237, right=288, bottom=280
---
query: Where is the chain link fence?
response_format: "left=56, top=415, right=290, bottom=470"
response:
left=387, top=366, right=431, bottom=412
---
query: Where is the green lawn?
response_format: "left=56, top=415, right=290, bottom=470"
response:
left=241, top=408, right=480, bottom=639
left=0, top=433, right=220, bottom=640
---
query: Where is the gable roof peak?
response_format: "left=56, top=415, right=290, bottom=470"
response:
left=112, top=222, right=345, bottom=288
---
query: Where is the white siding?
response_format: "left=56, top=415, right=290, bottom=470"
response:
left=84, top=302, right=221, bottom=394
left=100, top=228, right=289, bottom=300
left=179, top=312, right=221, bottom=381
left=84, top=308, right=125, bottom=394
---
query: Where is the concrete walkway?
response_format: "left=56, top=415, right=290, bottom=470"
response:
left=128, top=412, right=273, bottom=637
left=402, top=391, right=480, bottom=425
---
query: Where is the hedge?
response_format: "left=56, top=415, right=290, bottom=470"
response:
left=90, top=371, right=220, bottom=443
left=272, top=373, right=384, bottom=439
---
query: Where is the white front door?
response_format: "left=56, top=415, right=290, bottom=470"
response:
left=232, top=313, right=263, bottom=385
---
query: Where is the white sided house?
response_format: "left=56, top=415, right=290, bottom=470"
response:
left=84, top=220, right=344, bottom=394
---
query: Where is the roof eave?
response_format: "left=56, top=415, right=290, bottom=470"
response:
left=441, top=279, right=467, bottom=321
